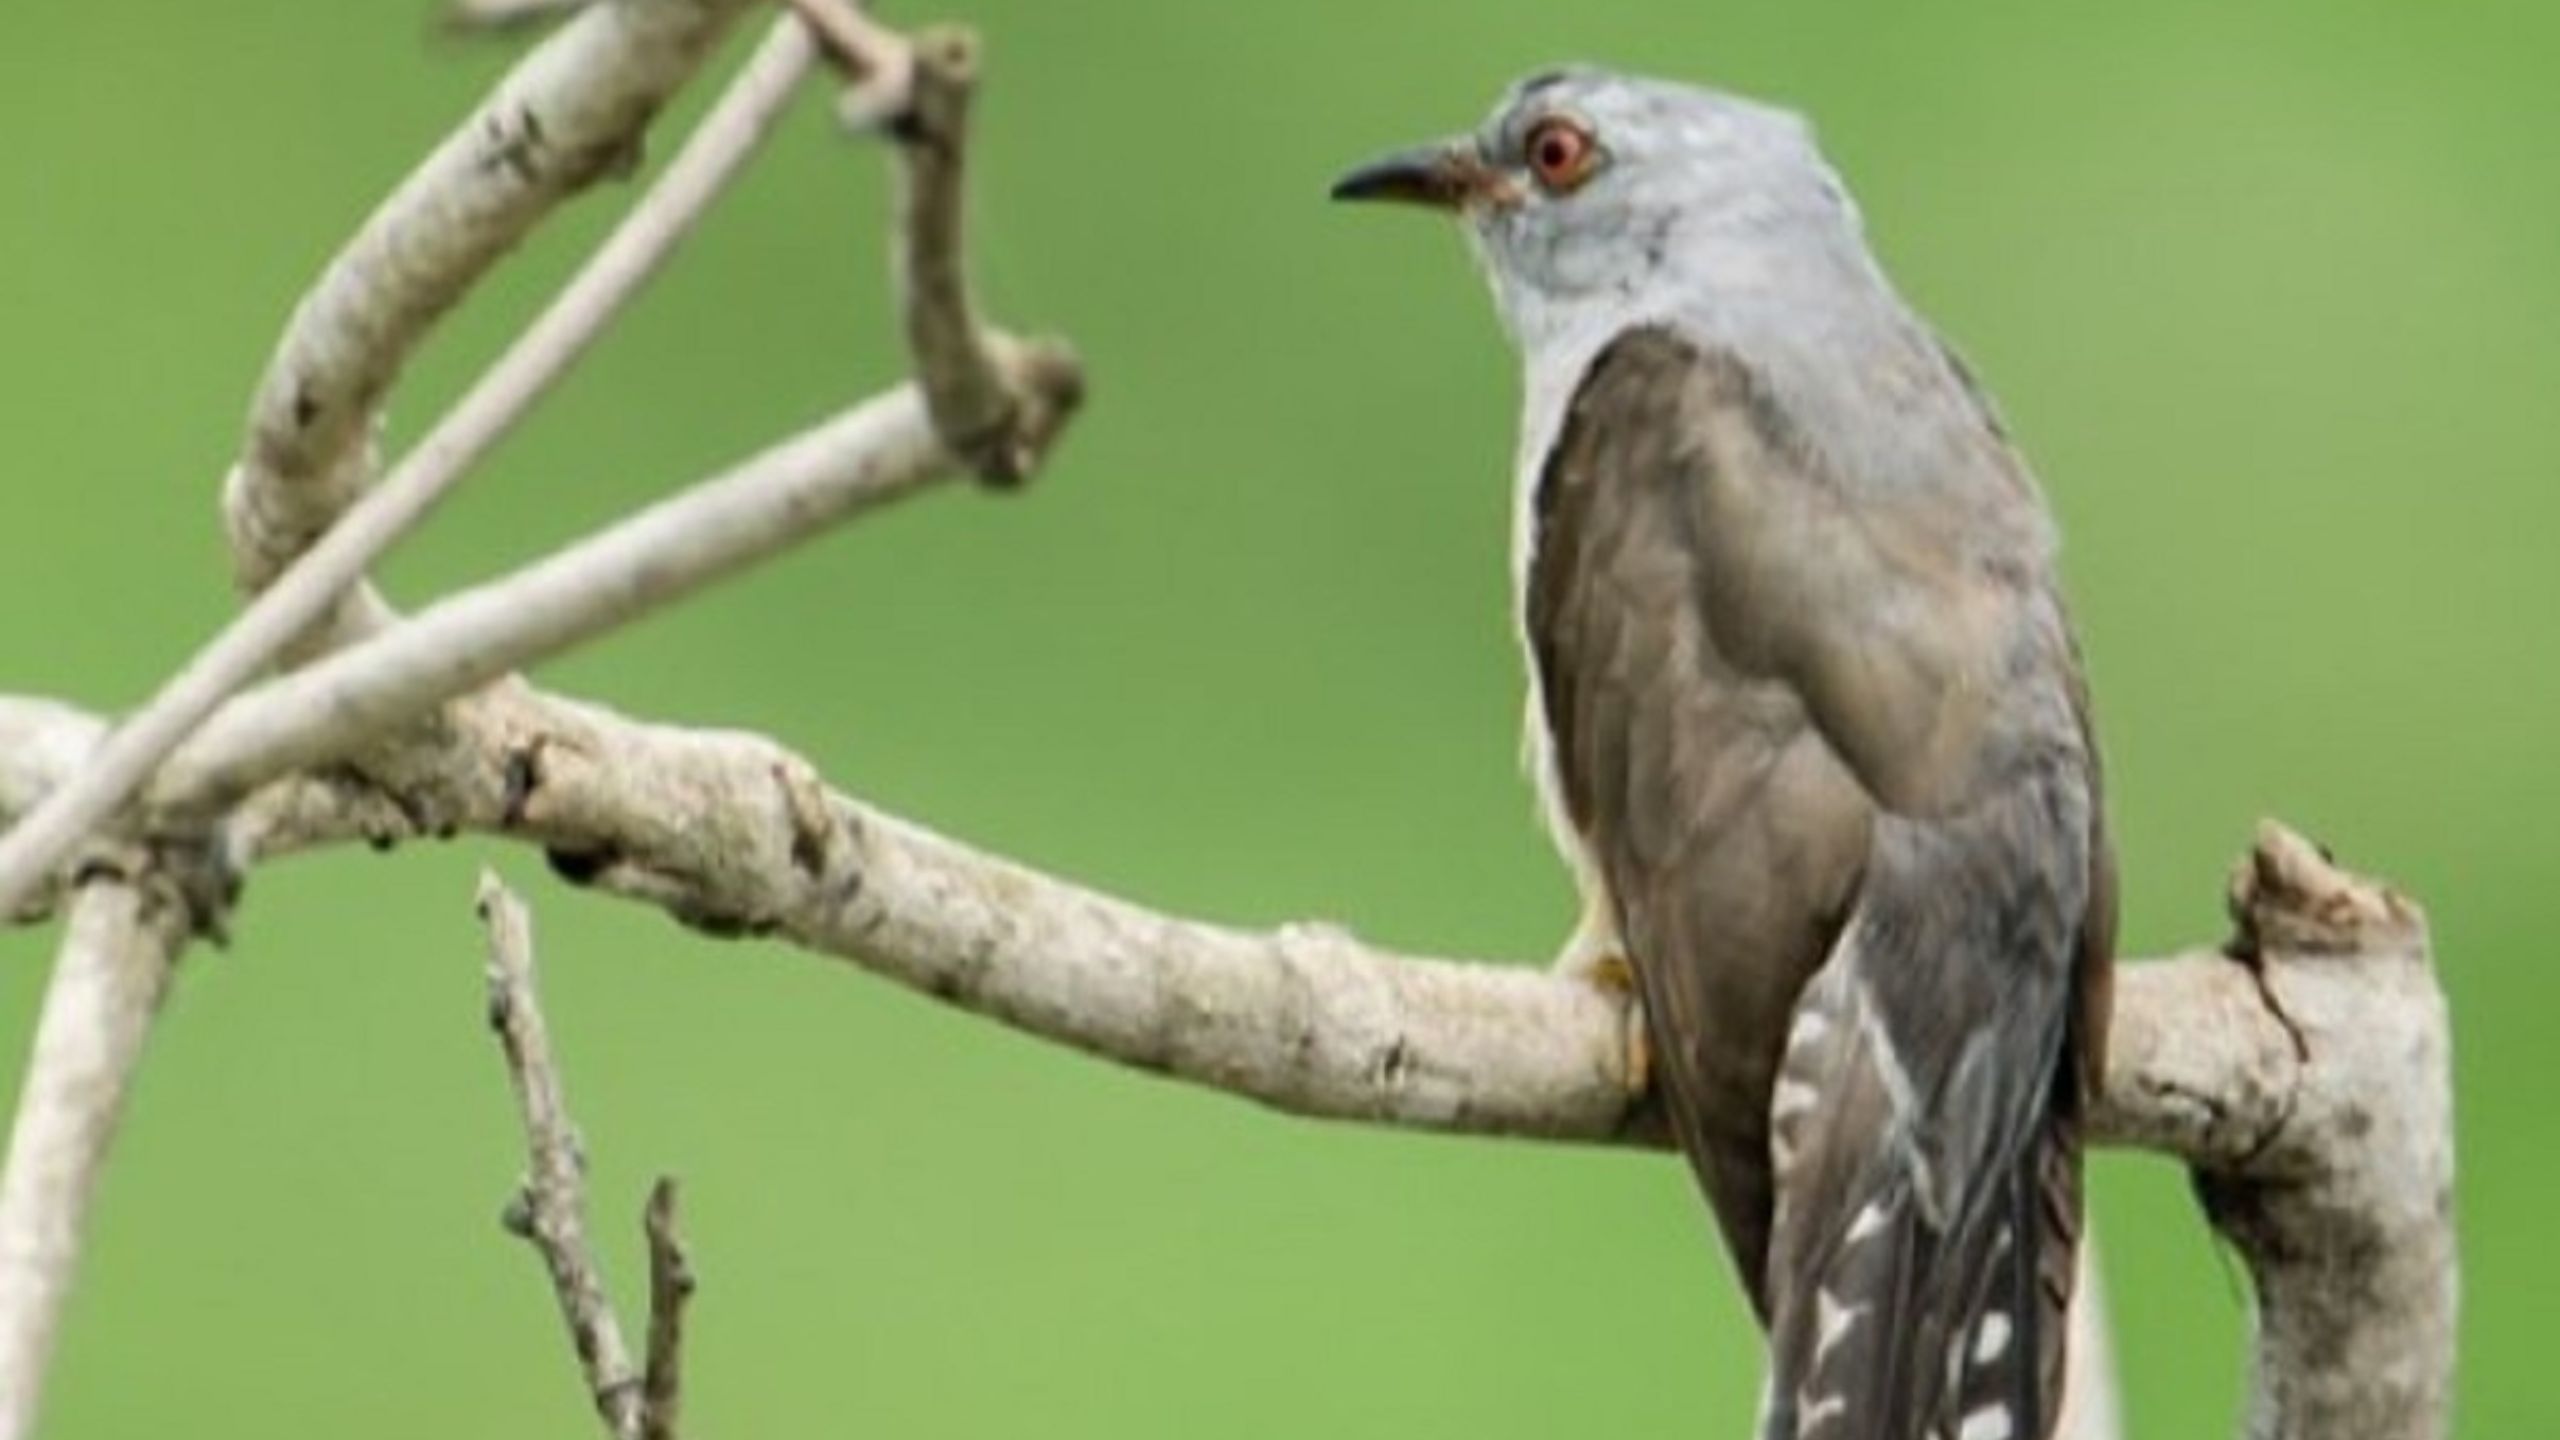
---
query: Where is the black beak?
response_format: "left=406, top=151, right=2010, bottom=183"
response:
left=1329, top=142, right=1490, bottom=211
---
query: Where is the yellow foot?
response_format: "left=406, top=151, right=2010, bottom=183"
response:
left=1619, top=1006, right=1651, bottom=1100
left=1555, top=947, right=1649, bottom=1098
left=1579, top=949, right=1638, bottom=996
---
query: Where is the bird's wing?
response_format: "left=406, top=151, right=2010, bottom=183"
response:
left=1527, top=325, right=2112, bottom=1440
left=1526, top=331, right=1876, bottom=1302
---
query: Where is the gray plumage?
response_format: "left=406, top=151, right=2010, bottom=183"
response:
left=1336, top=69, right=2114, bottom=1440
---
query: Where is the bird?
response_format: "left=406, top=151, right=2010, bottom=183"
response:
left=1331, top=68, right=2115, bottom=1440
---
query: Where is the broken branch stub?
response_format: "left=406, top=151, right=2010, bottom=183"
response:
left=2198, top=826, right=2456, bottom=1440
left=804, top=13, right=1085, bottom=486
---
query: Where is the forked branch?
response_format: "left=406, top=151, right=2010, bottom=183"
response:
left=0, top=0, right=765, bottom=925
left=480, top=873, right=695, bottom=1440
left=790, top=0, right=1080, bottom=479
left=152, top=377, right=1048, bottom=819
left=0, top=3, right=1079, bottom=1433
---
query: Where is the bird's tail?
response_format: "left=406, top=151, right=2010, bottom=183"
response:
left=1754, top=805, right=2091, bottom=1440
left=1758, top=1032, right=2084, bottom=1440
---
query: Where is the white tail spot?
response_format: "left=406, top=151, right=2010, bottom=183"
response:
left=1958, top=1404, right=2013, bottom=1440
left=1814, top=1289, right=1862, bottom=1363
left=1844, top=1200, right=1890, bottom=1246
left=1772, top=1078, right=1820, bottom=1121
left=1973, top=1311, right=2011, bottom=1365
left=1796, top=1393, right=1846, bottom=1435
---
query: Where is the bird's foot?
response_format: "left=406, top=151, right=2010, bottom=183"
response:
left=1558, top=945, right=1637, bottom=995
left=1618, top=1002, right=1652, bottom=1099
left=1554, top=945, right=1650, bottom=1099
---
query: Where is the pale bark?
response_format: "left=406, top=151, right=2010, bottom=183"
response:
left=639, top=1178, right=694, bottom=1440
left=0, top=684, right=2455, bottom=1440
left=479, top=873, right=694, bottom=1440
left=0, top=877, right=189, bottom=1440
left=0, top=0, right=761, bottom=924
left=882, top=24, right=1063, bottom=483
left=152, top=378, right=1000, bottom=816
left=2208, top=828, right=2457, bottom=1440
left=228, top=0, right=761, bottom=593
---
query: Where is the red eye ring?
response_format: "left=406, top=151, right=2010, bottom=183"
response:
left=1525, top=117, right=1597, bottom=191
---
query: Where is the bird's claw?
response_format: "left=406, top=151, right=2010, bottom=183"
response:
left=1556, top=947, right=1651, bottom=1098
left=1574, top=948, right=1639, bottom=997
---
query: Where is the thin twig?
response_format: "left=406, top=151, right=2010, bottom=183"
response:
left=780, top=0, right=916, bottom=127
left=479, top=872, right=643, bottom=1438
left=230, top=0, right=756, bottom=594
left=797, top=3, right=1081, bottom=477
left=0, top=0, right=763, bottom=926
left=640, top=1178, right=694, bottom=1440
left=359, top=7, right=819, bottom=622
left=0, top=877, right=188, bottom=1440
left=885, top=25, right=1077, bottom=485
left=0, top=705, right=104, bottom=926
left=151, top=364, right=1077, bottom=815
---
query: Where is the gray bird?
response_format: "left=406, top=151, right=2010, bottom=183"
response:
left=1332, top=69, right=2115, bottom=1440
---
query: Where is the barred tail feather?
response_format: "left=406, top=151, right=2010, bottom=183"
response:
left=1756, top=799, right=2091, bottom=1440
left=1759, top=1033, right=2080, bottom=1440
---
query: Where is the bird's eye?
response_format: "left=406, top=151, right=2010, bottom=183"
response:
left=1524, top=117, right=1598, bottom=192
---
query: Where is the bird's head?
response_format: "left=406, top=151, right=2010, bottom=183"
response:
left=1332, top=67, right=1856, bottom=349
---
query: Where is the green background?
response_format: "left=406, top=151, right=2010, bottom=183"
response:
left=2, top=0, right=2549, bottom=1433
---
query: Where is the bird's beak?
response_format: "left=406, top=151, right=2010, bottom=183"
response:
left=1329, top=141, right=1497, bottom=212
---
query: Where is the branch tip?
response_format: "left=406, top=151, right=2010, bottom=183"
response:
left=0, top=880, right=190, bottom=1437
left=640, top=1176, right=694, bottom=1440
left=2228, top=819, right=2425, bottom=960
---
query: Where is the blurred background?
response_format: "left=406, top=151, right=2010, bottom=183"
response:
left=1, top=0, right=2550, bottom=1433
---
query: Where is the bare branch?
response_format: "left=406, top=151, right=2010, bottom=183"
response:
left=0, top=0, right=1094, bottom=928
left=480, top=875, right=698, bottom=1440
left=885, top=26, right=1076, bottom=485
left=793, top=4, right=1078, bottom=481
left=153, top=368, right=1078, bottom=816
left=231, top=0, right=757, bottom=594
left=425, top=735, right=2440, bottom=1440
left=480, top=871, right=644, bottom=1438
left=0, top=876, right=189, bottom=1440
left=344, top=7, right=819, bottom=638
left=0, top=691, right=2434, bottom=1173
left=0, top=705, right=104, bottom=927
left=0, top=0, right=762, bottom=929
left=780, top=0, right=915, bottom=128
left=0, top=683, right=2455, bottom=1439
left=2204, top=826, right=2455, bottom=1440
left=640, top=1178, right=694, bottom=1440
